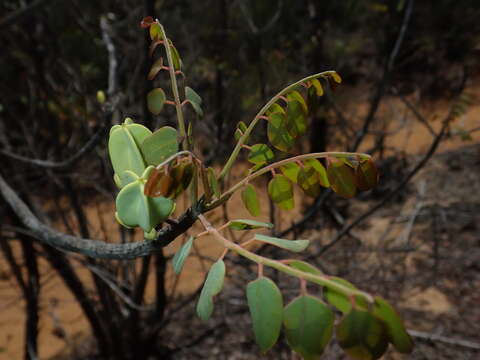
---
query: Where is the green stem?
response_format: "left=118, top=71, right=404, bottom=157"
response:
left=198, top=215, right=374, bottom=303
left=218, top=71, right=338, bottom=180
left=159, top=24, right=188, bottom=151
left=158, top=23, right=197, bottom=204
left=210, top=151, right=370, bottom=208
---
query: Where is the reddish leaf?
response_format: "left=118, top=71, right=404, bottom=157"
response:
left=355, top=159, right=379, bottom=191
left=140, top=16, right=154, bottom=28
left=144, top=168, right=174, bottom=197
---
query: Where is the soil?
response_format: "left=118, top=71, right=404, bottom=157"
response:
left=0, top=88, right=479, bottom=359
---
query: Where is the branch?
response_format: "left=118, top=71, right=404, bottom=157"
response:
left=0, top=124, right=106, bottom=169
left=408, top=329, right=480, bottom=350
left=352, top=0, right=414, bottom=150
left=198, top=214, right=373, bottom=303
left=0, top=172, right=203, bottom=259
left=0, top=0, right=58, bottom=30
left=317, top=113, right=450, bottom=256
left=100, top=16, right=118, bottom=96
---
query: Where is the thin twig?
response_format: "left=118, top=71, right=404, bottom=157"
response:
left=408, top=329, right=480, bottom=350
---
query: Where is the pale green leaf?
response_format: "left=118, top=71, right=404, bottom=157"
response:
left=254, top=234, right=309, bottom=252
left=172, top=237, right=194, bottom=274
left=186, top=86, right=203, bottom=117
left=285, top=260, right=322, bottom=275
left=196, top=260, right=226, bottom=321
left=140, top=126, right=179, bottom=166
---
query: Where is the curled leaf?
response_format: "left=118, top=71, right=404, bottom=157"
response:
left=310, top=78, right=324, bottom=96
left=229, top=219, right=273, bottom=231
left=140, top=16, right=154, bottom=28
left=254, top=234, right=309, bottom=252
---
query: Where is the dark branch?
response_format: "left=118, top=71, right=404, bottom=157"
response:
left=0, top=172, right=204, bottom=259
left=0, top=0, right=59, bottom=30
left=0, top=124, right=106, bottom=170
